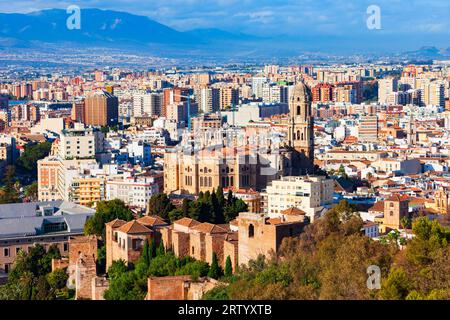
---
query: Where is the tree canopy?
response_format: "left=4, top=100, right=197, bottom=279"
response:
left=152, top=188, right=248, bottom=224
left=204, top=201, right=450, bottom=300
left=0, top=244, right=69, bottom=300
left=17, top=141, right=52, bottom=173
left=84, top=199, right=134, bottom=238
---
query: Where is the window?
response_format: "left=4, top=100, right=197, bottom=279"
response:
left=16, top=247, right=21, bottom=254
left=248, top=224, right=255, bottom=238
left=192, top=246, right=195, bottom=254
left=4, top=248, right=9, bottom=257
left=63, top=243, right=69, bottom=252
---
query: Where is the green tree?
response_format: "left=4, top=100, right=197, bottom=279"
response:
left=107, top=260, right=128, bottom=280
left=17, top=141, right=52, bottom=173
left=147, top=193, right=175, bottom=220
left=208, top=253, right=222, bottom=279
left=84, top=199, right=133, bottom=238
left=203, top=285, right=230, bottom=300
left=157, top=240, right=165, bottom=256
left=139, top=240, right=151, bottom=266
left=97, top=245, right=107, bottom=274
left=224, top=256, right=233, bottom=277
left=380, top=268, right=410, bottom=300
left=0, top=166, right=20, bottom=204
left=24, top=181, right=39, bottom=201
left=46, top=269, right=69, bottom=291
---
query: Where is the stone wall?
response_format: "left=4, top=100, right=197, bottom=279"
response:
left=147, top=276, right=218, bottom=300
left=91, top=276, right=109, bottom=300
left=75, top=254, right=97, bottom=300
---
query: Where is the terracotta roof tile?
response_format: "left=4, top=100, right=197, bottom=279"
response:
left=281, top=207, right=306, bottom=216
left=137, top=215, right=168, bottom=227
left=369, top=201, right=385, bottom=212
left=117, top=220, right=152, bottom=234
left=106, top=219, right=127, bottom=228
left=191, top=222, right=228, bottom=234
left=174, top=217, right=201, bottom=228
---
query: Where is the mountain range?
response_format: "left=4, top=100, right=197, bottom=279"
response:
left=0, top=8, right=449, bottom=61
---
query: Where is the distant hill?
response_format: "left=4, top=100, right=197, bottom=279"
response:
left=0, top=8, right=190, bottom=45
left=0, top=8, right=448, bottom=61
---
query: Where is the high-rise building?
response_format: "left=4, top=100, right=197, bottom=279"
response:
left=219, top=87, right=239, bottom=109
left=198, top=88, right=220, bottom=114
left=312, top=83, right=333, bottom=103
left=162, top=87, right=190, bottom=117
left=378, top=78, right=398, bottom=104
left=251, top=77, right=268, bottom=99
left=358, top=115, right=379, bottom=142
left=71, top=99, right=85, bottom=123
left=84, top=90, right=119, bottom=127
left=133, top=92, right=163, bottom=117
left=262, top=84, right=289, bottom=104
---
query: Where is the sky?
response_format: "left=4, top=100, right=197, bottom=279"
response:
left=1, top=0, right=450, bottom=51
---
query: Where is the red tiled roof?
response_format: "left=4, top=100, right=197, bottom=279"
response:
left=137, top=215, right=168, bottom=227
left=191, top=222, right=228, bottom=234
left=106, top=219, right=127, bottom=228
left=116, top=220, right=152, bottom=234
left=174, top=217, right=201, bottom=228
left=281, top=207, right=306, bottom=216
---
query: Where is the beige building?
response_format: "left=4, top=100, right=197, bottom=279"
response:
left=163, top=146, right=292, bottom=195
left=37, top=156, right=99, bottom=202
left=58, top=124, right=103, bottom=160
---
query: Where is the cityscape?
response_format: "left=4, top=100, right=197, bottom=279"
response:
left=0, top=0, right=449, bottom=307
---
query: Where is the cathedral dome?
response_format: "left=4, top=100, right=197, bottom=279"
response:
left=290, top=81, right=311, bottom=104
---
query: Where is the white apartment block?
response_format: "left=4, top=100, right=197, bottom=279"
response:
left=262, top=175, right=334, bottom=222
left=106, top=177, right=160, bottom=209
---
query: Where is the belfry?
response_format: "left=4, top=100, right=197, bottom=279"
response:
left=288, top=80, right=315, bottom=174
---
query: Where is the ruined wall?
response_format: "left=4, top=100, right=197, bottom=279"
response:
left=75, top=254, right=97, bottom=300
left=91, top=276, right=109, bottom=300
left=52, top=257, right=69, bottom=272
left=147, top=276, right=189, bottom=300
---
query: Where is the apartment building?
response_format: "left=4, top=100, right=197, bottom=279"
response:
left=106, top=176, right=160, bottom=209
left=262, top=175, right=334, bottom=222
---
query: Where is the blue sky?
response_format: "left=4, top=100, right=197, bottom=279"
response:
left=1, top=0, right=450, bottom=50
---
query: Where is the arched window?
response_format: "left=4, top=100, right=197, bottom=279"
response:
left=248, top=224, right=255, bottom=238
left=297, top=105, right=301, bottom=115
left=301, top=132, right=304, bottom=140
left=297, top=130, right=300, bottom=140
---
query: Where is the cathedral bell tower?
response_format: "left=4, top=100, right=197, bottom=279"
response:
left=288, top=81, right=314, bottom=169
